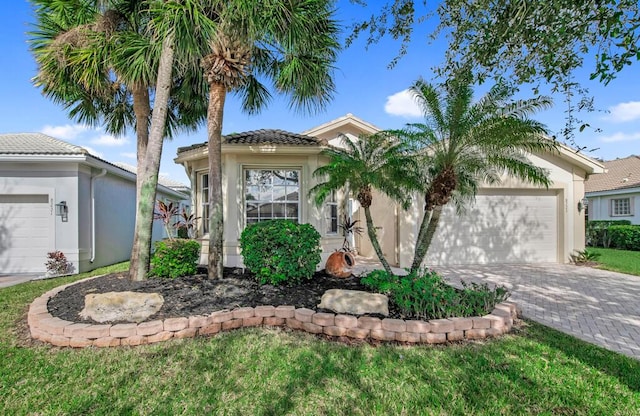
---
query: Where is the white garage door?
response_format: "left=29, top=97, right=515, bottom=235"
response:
left=426, top=190, right=559, bottom=265
left=0, top=194, right=54, bottom=273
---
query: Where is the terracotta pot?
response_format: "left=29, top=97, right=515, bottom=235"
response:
left=325, top=251, right=356, bottom=278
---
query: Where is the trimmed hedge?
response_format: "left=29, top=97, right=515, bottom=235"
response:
left=240, top=220, right=321, bottom=285
left=609, top=225, right=640, bottom=251
left=149, top=239, right=201, bottom=278
left=586, top=220, right=632, bottom=248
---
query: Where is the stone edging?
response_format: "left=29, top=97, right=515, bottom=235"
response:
left=28, top=278, right=520, bottom=348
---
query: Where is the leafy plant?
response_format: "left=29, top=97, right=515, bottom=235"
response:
left=360, top=269, right=398, bottom=294
left=174, top=207, right=200, bottom=239
left=608, top=225, right=640, bottom=251
left=586, top=220, right=631, bottom=248
left=240, top=220, right=321, bottom=286
left=45, top=251, right=72, bottom=276
left=361, top=268, right=510, bottom=320
left=339, top=214, right=364, bottom=252
left=569, top=248, right=602, bottom=265
left=149, top=239, right=200, bottom=279
left=457, top=281, right=510, bottom=317
left=153, top=201, right=180, bottom=241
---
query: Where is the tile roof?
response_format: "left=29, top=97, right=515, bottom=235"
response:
left=177, top=129, right=324, bottom=153
left=114, top=162, right=189, bottom=191
left=585, top=155, right=640, bottom=193
left=0, top=133, right=89, bottom=155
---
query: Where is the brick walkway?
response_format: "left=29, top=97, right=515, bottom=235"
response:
left=434, top=264, right=640, bottom=360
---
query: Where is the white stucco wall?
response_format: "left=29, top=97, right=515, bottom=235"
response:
left=0, top=161, right=81, bottom=273
left=586, top=191, right=640, bottom=225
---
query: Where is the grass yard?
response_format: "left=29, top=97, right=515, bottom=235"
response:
left=589, top=247, right=640, bottom=276
left=1, top=264, right=639, bottom=415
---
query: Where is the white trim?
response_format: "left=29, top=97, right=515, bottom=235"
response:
left=586, top=187, right=640, bottom=197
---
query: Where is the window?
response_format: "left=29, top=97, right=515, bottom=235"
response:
left=245, top=169, right=300, bottom=224
left=325, top=191, right=338, bottom=234
left=611, top=198, right=632, bottom=216
left=201, top=174, right=209, bottom=233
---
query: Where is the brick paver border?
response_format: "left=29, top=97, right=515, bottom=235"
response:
left=28, top=278, right=519, bottom=348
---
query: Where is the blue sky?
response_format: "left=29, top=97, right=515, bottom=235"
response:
left=1, top=1, right=639, bottom=185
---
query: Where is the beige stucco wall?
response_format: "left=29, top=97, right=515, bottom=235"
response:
left=181, top=147, right=344, bottom=268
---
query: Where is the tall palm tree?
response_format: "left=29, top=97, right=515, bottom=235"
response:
left=310, top=133, right=419, bottom=274
left=30, top=0, right=211, bottom=281
left=198, top=1, right=340, bottom=279
left=395, top=73, right=556, bottom=273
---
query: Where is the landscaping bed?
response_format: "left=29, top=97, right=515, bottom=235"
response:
left=47, top=268, right=372, bottom=324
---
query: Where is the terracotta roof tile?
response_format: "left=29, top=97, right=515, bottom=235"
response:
left=177, top=129, right=323, bottom=153
left=585, top=155, right=640, bottom=193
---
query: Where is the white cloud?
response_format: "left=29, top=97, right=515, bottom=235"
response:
left=384, top=89, right=422, bottom=118
left=81, top=145, right=104, bottom=158
left=605, top=101, right=640, bottom=123
left=120, top=152, right=137, bottom=159
left=600, top=132, right=640, bottom=143
left=40, top=124, right=90, bottom=140
left=91, top=134, right=130, bottom=146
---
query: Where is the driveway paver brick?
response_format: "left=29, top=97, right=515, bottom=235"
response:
left=434, top=263, right=640, bottom=360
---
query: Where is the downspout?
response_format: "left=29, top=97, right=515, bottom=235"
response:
left=90, top=169, right=107, bottom=262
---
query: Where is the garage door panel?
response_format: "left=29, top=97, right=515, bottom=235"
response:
left=426, top=191, right=558, bottom=265
left=0, top=194, right=53, bottom=273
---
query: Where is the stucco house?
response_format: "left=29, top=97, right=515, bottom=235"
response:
left=0, top=133, right=189, bottom=275
left=174, top=113, right=604, bottom=269
left=585, top=155, right=640, bottom=224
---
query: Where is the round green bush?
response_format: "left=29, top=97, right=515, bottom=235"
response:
left=149, top=239, right=200, bottom=279
left=240, top=220, right=321, bottom=285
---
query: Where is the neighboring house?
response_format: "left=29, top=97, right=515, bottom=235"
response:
left=174, top=113, right=604, bottom=268
left=0, top=133, right=189, bottom=274
left=585, top=155, right=640, bottom=224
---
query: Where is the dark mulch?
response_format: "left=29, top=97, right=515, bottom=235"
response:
left=47, top=267, right=380, bottom=325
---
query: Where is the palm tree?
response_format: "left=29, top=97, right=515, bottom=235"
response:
left=395, top=73, right=557, bottom=273
left=30, top=0, right=211, bottom=281
left=310, top=133, right=419, bottom=274
left=198, top=1, right=340, bottom=279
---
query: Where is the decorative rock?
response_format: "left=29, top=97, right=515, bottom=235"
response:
left=318, top=289, right=389, bottom=316
left=79, top=291, right=164, bottom=323
left=325, top=251, right=355, bottom=278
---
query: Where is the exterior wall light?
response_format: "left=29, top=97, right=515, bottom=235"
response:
left=577, top=198, right=588, bottom=213
left=55, top=201, right=69, bottom=222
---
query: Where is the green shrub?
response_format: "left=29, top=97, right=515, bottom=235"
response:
left=240, top=220, right=321, bottom=285
left=361, top=269, right=510, bottom=320
left=569, top=248, right=602, bottom=264
left=457, top=281, right=510, bottom=317
left=360, top=269, right=398, bottom=294
left=609, top=225, right=640, bottom=251
left=587, top=220, right=632, bottom=247
left=149, top=239, right=200, bottom=279
left=392, top=270, right=459, bottom=320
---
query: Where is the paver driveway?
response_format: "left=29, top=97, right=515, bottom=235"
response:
left=435, top=264, right=640, bottom=360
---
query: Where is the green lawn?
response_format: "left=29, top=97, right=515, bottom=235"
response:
left=1, top=264, right=639, bottom=415
left=589, top=247, right=640, bottom=276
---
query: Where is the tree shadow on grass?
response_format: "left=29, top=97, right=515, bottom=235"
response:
left=522, top=319, right=640, bottom=392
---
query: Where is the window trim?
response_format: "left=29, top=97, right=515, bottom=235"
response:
left=243, top=168, right=301, bottom=227
left=325, top=190, right=339, bottom=235
left=201, top=173, right=210, bottom=234
left=611, top=197, right=633, bottom=217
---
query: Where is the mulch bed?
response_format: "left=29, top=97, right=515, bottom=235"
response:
left=47, top=267, right=387, bottom=325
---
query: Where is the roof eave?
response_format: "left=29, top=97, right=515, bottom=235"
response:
left=553, top=143, right=605, bottom=174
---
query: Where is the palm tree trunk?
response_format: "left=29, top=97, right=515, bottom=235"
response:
left=129, top=33, right=175, bottom=281
left=129, top=84, right=150, bottom=278
left=410, top=205, right=442, bottom=274
left=363, top=206, right=393, bottom=274
left=412, top=201, right=432, bottom=266
left=207, top=82, right=226, bottom=279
